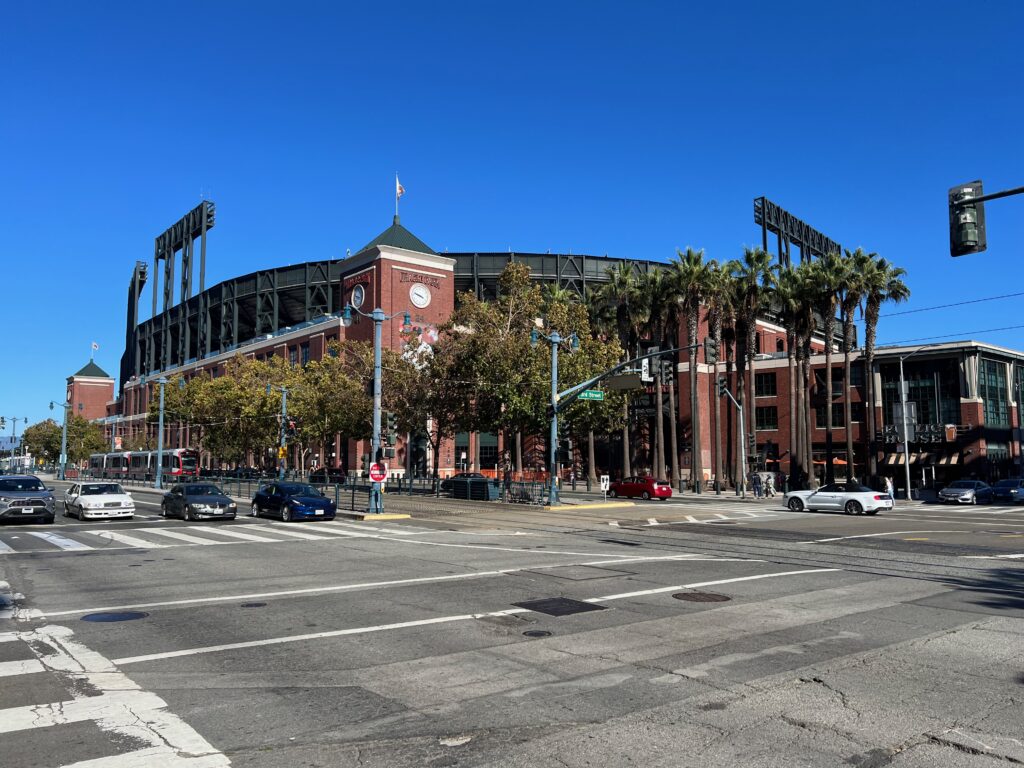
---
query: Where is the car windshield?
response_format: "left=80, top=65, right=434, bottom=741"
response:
left=0, top=478, right=44, bottom=492
left=184, top=484, right=223, bottom=496
left=280, top=484, right=321, bottom=497
left=994, top=479, right=1021, bottom=488
left=947, top=481, right=975, bottom=489
left=81, top=484, right=123, bottom=495
left=846, top=483, right=873, bottom=493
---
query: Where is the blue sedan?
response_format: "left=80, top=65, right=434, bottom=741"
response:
left=251, top=482, right=336, bottom=522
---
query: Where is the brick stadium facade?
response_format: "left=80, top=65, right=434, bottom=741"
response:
left=96, top=213, right=1024, bottom=491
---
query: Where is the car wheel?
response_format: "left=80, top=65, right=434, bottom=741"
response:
left=845, top=500, right=863, bottom=515
left=608, top=490, right=617, bottom=498
left=971, top=495, right=977, bottom=505
left=281, top=507, right=291, bottom=522
left=787, top=498, right=804, bottom=512
left=44, top=516, right=55, bottom=525
left=62, top=503, right=69, bottom=517
left=641, top=491, right=651, bottom=500
left=251, top=503, right=259, bottom=518
left=77, top=505, right=86, bottom=520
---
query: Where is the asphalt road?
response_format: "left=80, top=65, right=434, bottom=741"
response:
left=1, top=478, right=1022, bottom=767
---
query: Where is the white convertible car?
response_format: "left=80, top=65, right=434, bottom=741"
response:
left=783, top=481, right=893, bottom=516
left=63, top=482, right=136, bottom=520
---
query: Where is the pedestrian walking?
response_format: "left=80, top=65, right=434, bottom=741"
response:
left=884, top=475, right=895, bottom=501
left=764, top=473, right=776, bottom=497
left=751, top=472, right=763, bottom=499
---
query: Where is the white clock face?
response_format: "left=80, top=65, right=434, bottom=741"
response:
left=350, top=283, right=365, bottom=309
left=409, top=283, right=431, bottom=308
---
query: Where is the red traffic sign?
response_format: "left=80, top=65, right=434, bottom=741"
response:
left=369, top=462, right=388, bottom=482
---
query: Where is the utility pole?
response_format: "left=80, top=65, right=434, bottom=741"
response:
left=49, top=400, right=71, bottom=480
left=267, top=384, right=289, bottom=480
left=343, top=303, right=411, bottom=514
left=718, top=378, right=746, bottom=499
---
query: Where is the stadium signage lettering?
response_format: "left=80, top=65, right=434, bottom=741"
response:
left=400, top=272, right=442, bottom=289
left=343, top=273, right=372, bottom=289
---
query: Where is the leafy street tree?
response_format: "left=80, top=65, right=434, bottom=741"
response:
left=66, top=415, right=107, bottom=464
left=22, top=419, right=62, bottom=463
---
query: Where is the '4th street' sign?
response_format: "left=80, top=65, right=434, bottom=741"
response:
left=578, top=389, right=605, bottom=401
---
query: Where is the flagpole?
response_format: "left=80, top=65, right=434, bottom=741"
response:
left=395, top=173, right=399, bottom=218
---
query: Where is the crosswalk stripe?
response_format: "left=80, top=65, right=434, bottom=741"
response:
left=133, top=528, right=222, bottom=545
left=27, top=532, right=93, bottom=551
left=0, top=539, right=14, bottom=554
left=297, top=524, right=372, bottom=538
left=89, top=531, right=168, bottom=549
left=0, top=658, right=45, bottom=677
left=248, top=524, right=332, bottom=540
left=196, top=527, right=282, bottom=543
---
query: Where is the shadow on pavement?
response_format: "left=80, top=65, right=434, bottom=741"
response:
left=939, top=567, right=1024, bottom=612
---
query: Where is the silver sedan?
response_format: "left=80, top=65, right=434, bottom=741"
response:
left=784, top=481, right=893, bottom=515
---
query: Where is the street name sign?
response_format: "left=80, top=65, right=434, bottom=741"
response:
left=579, top=389, right=605, bottom=401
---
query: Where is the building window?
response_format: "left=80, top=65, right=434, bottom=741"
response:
left=814, top=368, right=844, bottom=389
left=980, top=358, right=1009, bottom=427
left=300, top=342, right=310, bottom=366
left=988, top=441, right=1010, bottom=462
left=755, top=406, right=778, bottom=431
left=850, top=401, right=865, bottom=422
left=815, top=402, right=846, bottom=428
left=755, top=372, right=777, bottom=397
left=289, top=347, right=299, bottom=366
left=776, top=339, right=785, bottom=353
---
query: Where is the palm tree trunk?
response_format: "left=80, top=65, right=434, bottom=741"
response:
left=587, top=430, right=597, bottom=485
left=843, top=325, right=854, bottom=482
left=804, top=348, right=816, bottom=488
left=747, top=322, right=757, bottom=473
left=824, top=318, right=835, bottom=485
left=622, top=398, right=631, bottom=478
left=712, top=340, right=722, bottom=493
left=866, top=349, right=878, bottom=481
left=735, top=321, right=748, bottom=486
left=689, top=312, right=702, bottom=492
left=788, top=336, right=798, bottom=487
left=655, top=374, right=665, bottom=479
left=515, top=431, right=522, bottom=474
left=668, top=378, right=680, bottom=488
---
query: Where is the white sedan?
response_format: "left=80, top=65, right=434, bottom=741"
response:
left=63, top=482, right=135, bottom=520
left=783, top=481, right=892, bottom=516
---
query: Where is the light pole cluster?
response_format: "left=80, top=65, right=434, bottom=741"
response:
left=266, top=383, right=289, bottom=480
left=342, top=303, right=411, bottom=514
left=48, top=400, right=71, bottom=480
left=530, top=327, right=579, bottom=506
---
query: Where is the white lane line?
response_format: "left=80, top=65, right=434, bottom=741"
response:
left=41, top=553, right=761, bottom=618
left=647, top=518, right=659, bottom=525
left=0, top=658, right=45, bottom=677
left=9, top=625, right=229, bottom=766
left=133, top=528, right=224, bottom=546
left=0, top=539, right=14, bottom=554
left=607, top=521, right=620, bottom=527
left=800, top=530, right=962, bottom=544
left=26, top=532, right=93, bottom=551
left=686, top=515, right=700, bottom=523
left=961, top=553, right=1024, bottom=559
left=112, top=567, right=837, bottom=666
left=89, top=531, right=169, bottom=549
left=194, top=527, right=282, bottom=543
left=249, top=524, right=333, bottom=540
left=284, top=524, right=371, bottom=538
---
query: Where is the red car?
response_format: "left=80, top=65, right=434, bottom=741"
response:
left=609, top=476, right=673, bottom=500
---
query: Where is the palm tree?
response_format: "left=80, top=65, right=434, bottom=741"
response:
left=791, top=261, right=820, bottom=488
left=861, top=257, right=911, bottom=481
left=703, top=260, right=733, bottom=491
left=811, top=252, right=849, bottom=484
left=730, top=247, right=777, bottom=488
left=671, top=247, right=712, bottom=492
left=774, top=266, right=803, bottom=485
left=600, top=263, right=642, bottom=477
left=637, top=268, right=669, bottom=478
left=840, top=249, right=871, bottom=481
left=541, top=282, right=576, bottom=311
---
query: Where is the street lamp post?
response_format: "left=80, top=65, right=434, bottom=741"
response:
left=155, top=377, right=168, bottom=489
left=342, top=304, right=411, bottom=514
left=7, top=417, right=23, bottom=473
left=530, top=327, right=580, bottom=507
left=266, top=384, right=289, bottom=480
left=49, top=400, right=71, bottom=480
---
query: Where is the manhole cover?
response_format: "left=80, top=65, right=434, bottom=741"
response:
left=513, top=597, right=608, bottom=616
left=81, top=611, right=150, bottom=622
left=523, top=630, right=552, bottom=638
left=240, top=602, right=267, bottom=608
left=672, top=592, right=731, bottom=603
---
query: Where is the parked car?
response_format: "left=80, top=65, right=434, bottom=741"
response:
left=784, top=481, right=892, bottom=515
left=991, top=478, right=1024, bottom=504
left=440, top=472, right=486, bottom=492
left=308, top=468, right=347, bottom=484
left=608, top=476, right=673, bottom=500
left=161, top=483, right=237, bottom=521
left=63, top=482, right=134, bottom=520
left=937, top=480, right=993, bottom=505
left=251, top=482, right=336, bottom=521
left=0, top=475, right=56, bottom=524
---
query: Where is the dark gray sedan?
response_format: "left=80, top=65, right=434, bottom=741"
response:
left=161, top=483, right=238, bottom=521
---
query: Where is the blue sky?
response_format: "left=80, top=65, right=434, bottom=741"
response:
left=2, top=1, right=1023, bottom=429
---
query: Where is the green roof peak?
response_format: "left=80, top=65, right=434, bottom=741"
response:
left=356, top=216, right=436, bottom=256
left=73, top=360, right=111, bottom=378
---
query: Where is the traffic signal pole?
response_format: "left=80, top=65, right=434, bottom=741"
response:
left=717, top=379, right=746, bottom=499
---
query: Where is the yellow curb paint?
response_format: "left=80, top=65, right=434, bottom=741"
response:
left=999, top=534, right=1024, bottom=538
left=336, top=512, right=412, bottom=521
left=903, top=537, right=930, bottom=541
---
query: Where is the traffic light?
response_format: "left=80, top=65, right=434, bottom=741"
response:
left=384, top=411, right=398, bottom=445
left=748, top=433, right=757, bottom=452
left=704, top=337, right=719, bottom=364
left=558, top=437, right=574, bottom=463
left=361, top=453, right=370, bottom=472
left=285, top=418, right=297, bottom=438
left=949, top=180, right=987, bottom=257
left=0, top=417, right=5, bottom=430
left=717, top=377, right=728, bottom=397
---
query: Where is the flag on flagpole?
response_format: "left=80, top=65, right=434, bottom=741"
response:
left=396, top=175, right=405, bottom=200
left=91, top=342, right=100, bottom=351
